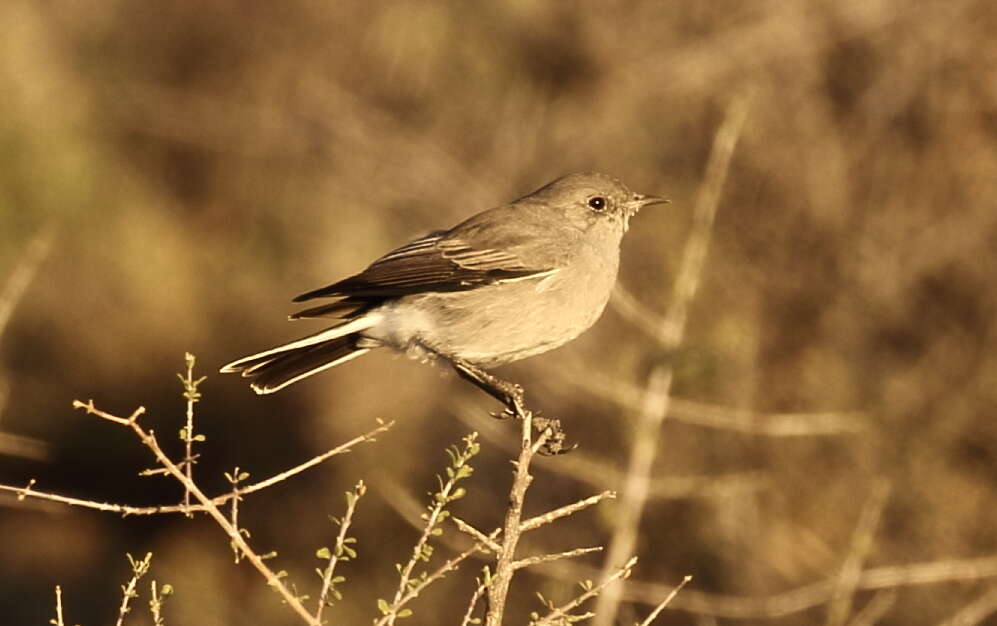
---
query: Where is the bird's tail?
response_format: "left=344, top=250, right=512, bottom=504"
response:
left=220, top=315, right=378, bottom=394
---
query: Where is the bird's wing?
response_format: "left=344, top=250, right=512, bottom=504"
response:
left=292, top=230, right=553, bottom=302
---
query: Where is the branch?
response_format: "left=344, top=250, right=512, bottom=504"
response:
left=637, top=575, right=692, bottom=626
left=520, top=491, right=615, bottom=532
left=512, top=546, right=603, bottom=571
left=825, top=480, right=890, bottom=626
left=533, top=557, right=637, bottom=625
left=375, top=533, right=496, bottom=626
left=376, top=433, right=480, bottom=625
left=71, top=399, right=320, bottom=626
left=0, top=421, right=393, bottom=515
left=484, top=408, right=550, bottom=626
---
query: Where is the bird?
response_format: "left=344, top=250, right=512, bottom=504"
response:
left=220, top=172, right=666, bottom=413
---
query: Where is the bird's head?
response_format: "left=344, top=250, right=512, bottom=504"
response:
left=527, top=172, right=668, bottom=233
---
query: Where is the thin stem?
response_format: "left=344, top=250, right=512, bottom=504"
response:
left=52, top=585, right=65, bottom=626
left=0, top=421, right=393, bottom=516
left=637, top=575, right=692, bottom=626
left=533, top=557, right=638, bottom=625
left=315, top=480, right=365, bottom=622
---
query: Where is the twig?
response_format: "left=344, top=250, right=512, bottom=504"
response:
left=534, top=557, right=638, bottom=625
left=374, top=534, right=496, bottom=626
left=71, top=399, right=320, bottom=626
left=0, top=225, right=55, bottom=456
left=452, top=516, right=502, bottom=552
left=618, top=553, right=997, bottom=618
left=459, top=578, right=489, bottom=626
left=224, top=467, right=247, bottom=563
left=484, top=408, right=550, bottom=626
left=0, top=222, right=55, bottom=344
left=148, top=580, right=173, bottom=626
left=847, top=590, right=896, bottom=626
left=0, top=421, right=393, bottom=515
left=592, top=93, right=749, bottom=626
left=826, top=480, right=890, bottom=626
left=377, top=433, right=480, bottom=625
left=51, top=585, right=65, bottom=626
left=520, top=491, right=615, bottom=532
left=315, top=480, right=366, bottom=622
left=0, top=432, right=50, bottom=462
left=116, top=553, right=153, bottom=626
left=938, top=586, right=997, bottom=626
left=512, top=546, right=603, bottom=570
left=550, top=368, right=866, bottom=436
left=637, top=575, right=692, bottom=626
left=451, top=401, right=770, bottom=500
left=177, top=353, right=206, bottom=515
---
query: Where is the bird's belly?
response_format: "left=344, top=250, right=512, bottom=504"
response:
left=373, top=266, right=616, bottom=367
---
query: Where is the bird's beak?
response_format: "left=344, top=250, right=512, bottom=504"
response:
left=627, top=193, right=670, bottom=217
left=635, top=194, right=670, bottom=209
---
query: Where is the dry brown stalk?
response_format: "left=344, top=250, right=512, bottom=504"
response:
left=938, top=586, right=997, bottom=626
left=620, top=553, right=997, bottom=618
left=825, top=480, right=891, bottom=626
left=592, top=94, right=749, bottom=626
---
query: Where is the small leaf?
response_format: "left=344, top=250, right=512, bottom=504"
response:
left=377, top=598, right=390, bottom=614
left=316, top=547, right=331, bottom=560
left=397, top=608, right=413, bottom=618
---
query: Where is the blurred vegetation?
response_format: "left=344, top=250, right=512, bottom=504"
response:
left=2, top=0, right=996, bottom=624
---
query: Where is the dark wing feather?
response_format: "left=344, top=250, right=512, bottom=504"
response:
left=293, top=231, right=551, bottom=302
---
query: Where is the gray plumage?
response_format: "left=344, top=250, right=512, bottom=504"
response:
left=221, top=172, right=665, bottom=395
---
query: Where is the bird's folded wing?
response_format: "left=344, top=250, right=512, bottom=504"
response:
left=292, top=231, right=553, bottom=301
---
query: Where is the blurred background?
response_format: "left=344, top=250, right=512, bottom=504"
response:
left=2, top=1, right=996, bottom=624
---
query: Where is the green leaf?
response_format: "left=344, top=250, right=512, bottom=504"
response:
left=316, top=547, right=331, bottom=560
left=377, top=598, right=390, bottom=614
left=397, top=608, right=413, bottom=618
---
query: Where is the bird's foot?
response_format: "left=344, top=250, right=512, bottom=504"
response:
left=532, top=414, right=576, bottom=455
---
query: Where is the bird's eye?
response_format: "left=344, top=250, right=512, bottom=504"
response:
left=588, top=196, right=607, bottom=211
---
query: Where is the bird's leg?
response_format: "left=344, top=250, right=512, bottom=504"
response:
left=449, top=359, right=574, bottom=455
left=450, top=359, right=527, bottom=418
